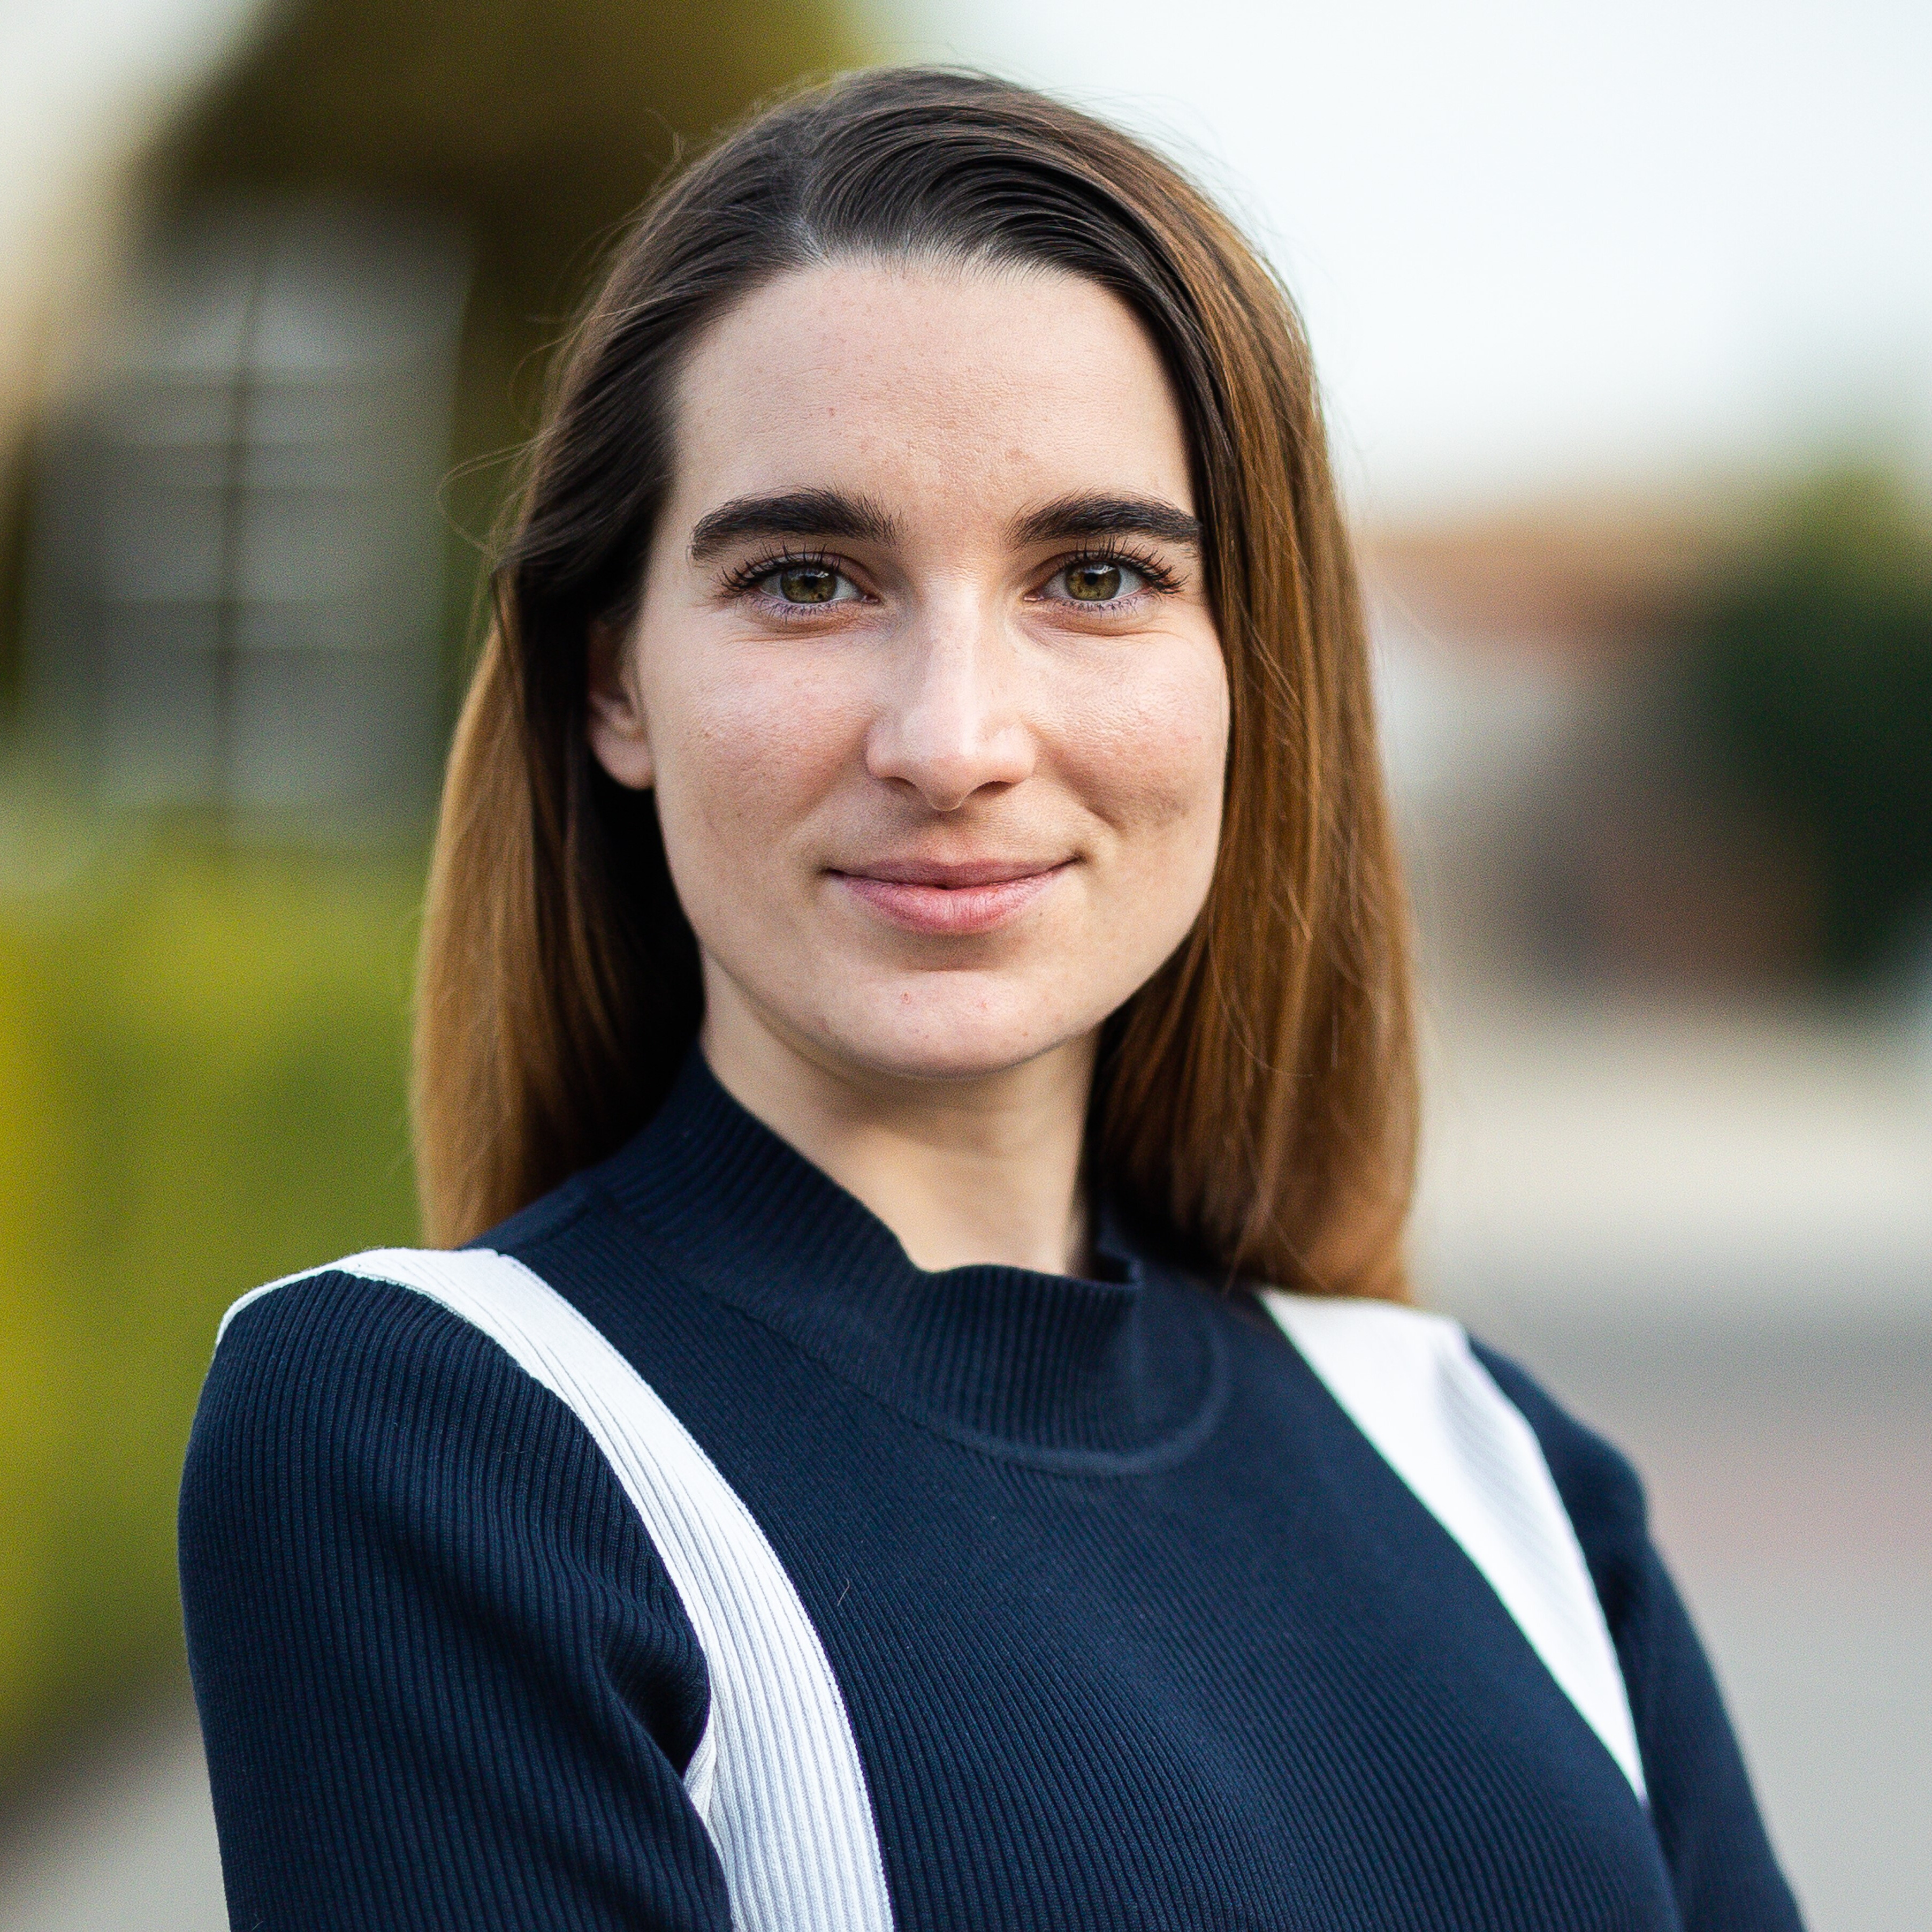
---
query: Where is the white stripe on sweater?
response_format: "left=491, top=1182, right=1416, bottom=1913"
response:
left=1266, top=1292, right=1646, bottom=1800
left=221, top=1248, right=895, bottom=1932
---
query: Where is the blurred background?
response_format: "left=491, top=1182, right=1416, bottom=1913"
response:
left=0, top=0, right=1925, bottom=1927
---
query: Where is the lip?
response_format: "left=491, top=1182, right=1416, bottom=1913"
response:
left=828, top=858, right=1072, bottom=936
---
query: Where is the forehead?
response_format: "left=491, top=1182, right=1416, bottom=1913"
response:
left=668, top=258, right=1193, bottom=525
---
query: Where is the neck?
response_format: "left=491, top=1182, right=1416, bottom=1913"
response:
left=698, top=975, right=1097, bottom=1277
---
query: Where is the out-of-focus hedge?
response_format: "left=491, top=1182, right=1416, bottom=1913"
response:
left=0, top=833, right=421, bottom=1783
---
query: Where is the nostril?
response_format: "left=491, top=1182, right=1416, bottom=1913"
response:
left=864, top=719, right=1035, bottom=809
left=869, top=745, right=1033, bottom=815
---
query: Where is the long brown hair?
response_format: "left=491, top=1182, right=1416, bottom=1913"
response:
left=415, top=67, right=1417, bottom=1297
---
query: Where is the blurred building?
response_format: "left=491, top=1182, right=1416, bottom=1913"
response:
left=27, top=201, right=469, bottom=821
left=3, top=0, right=869, bottom=832
left=1362, top=475, right=1932, bottom=997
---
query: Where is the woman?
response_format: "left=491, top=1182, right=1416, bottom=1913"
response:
left=179, top=69, right=1801, bottom=1932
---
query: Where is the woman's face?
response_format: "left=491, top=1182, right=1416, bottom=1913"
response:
left=590, top=260, right=1229, bottom=1089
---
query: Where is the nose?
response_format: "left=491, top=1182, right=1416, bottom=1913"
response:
left=864, top=599, right=1036, bottom=812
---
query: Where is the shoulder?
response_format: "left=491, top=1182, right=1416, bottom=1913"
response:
left=1264, top=1292, right=1653, bottom=1789
left=182, top=1246, right=695, bottom=1671
left=1267, top=1290, right=1646, bottom=1592
left=1466, top=1340, right=1652, bottom=1619
left=1266, top=1292, right=1648, bottom=1517
left=186, top=1244, right=633, bottom=1564
left=1264, top=1291, right=1652, bottom=1609
left=209, top=1248, right=548, bottom=1418
left=193, top=1138, right=704, bottom=1520
left=180, top=1246, right=721, bottom=1923
left=1470, top=1341, right=1646, bottom=1519
left=1260, top=1292, right=1646, bottom=1530
left=208, top=1253, right=524, bottom=1426
left=207, top=1159, right=607, bottom=1413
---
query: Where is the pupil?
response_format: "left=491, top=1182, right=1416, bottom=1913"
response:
left=779, top=566, right=836, bottom=603
left=1069, top=562, right=1123, bottom=602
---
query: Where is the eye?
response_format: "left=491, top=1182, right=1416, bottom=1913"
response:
left=1044, top=557, right=1155, bottom=605
left=756, top=560, right=860, bottom=605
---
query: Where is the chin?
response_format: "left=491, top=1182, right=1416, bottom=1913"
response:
left=817, top=981, right=1089, bottom=1085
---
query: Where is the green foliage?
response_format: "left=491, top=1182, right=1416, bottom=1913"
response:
left=1687, top=468, right=1932, bottom=980
left=0, top=834, right=421, bottom=1781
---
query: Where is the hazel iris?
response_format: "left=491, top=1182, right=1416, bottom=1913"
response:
left=777, top=564, right=839, bottom=603
left=1064, top=561, right=1124, bottom=602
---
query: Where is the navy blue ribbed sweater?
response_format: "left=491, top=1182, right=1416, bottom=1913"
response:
left=179, top=1052, right=1802, bottom=1930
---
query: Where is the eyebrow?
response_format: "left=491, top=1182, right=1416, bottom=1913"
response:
left=1010, top=492, right=1202, bottom=550
left=687, top=489, right=901, bottom=560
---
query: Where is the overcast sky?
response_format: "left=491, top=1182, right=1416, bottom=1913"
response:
left=5, top=0, right=1927, bottom=518
left=882, top=0, right=1932, bottom=516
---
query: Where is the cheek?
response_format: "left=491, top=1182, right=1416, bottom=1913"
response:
left=649, top=649, right=868, bottom=874
left=1064, top=635, right=1230, bottom=855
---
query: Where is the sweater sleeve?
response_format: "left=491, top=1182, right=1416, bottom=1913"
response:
left=1473, top=1344, right=1806, bottom=1932
left=178, top=1269, right=732, bottom=1932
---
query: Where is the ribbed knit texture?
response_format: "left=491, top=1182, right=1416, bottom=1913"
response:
left=180, top=1052, right=1804, bottom=1931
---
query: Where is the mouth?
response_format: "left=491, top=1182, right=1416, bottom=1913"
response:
left=827, top=857, right=1073, bottom=937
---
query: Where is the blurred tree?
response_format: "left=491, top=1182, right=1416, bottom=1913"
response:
left=1687, top=469, right=1932, bottom=982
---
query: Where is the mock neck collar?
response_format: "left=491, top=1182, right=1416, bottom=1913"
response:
left=592, top=1049, right=1224, bottom=1471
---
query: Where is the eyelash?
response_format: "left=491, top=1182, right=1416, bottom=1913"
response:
left=719, top=542, right=1183, bottom=604
left=1047, top=541, right=1182, bottom=600
left=718, top=546, right=845, bottom=597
